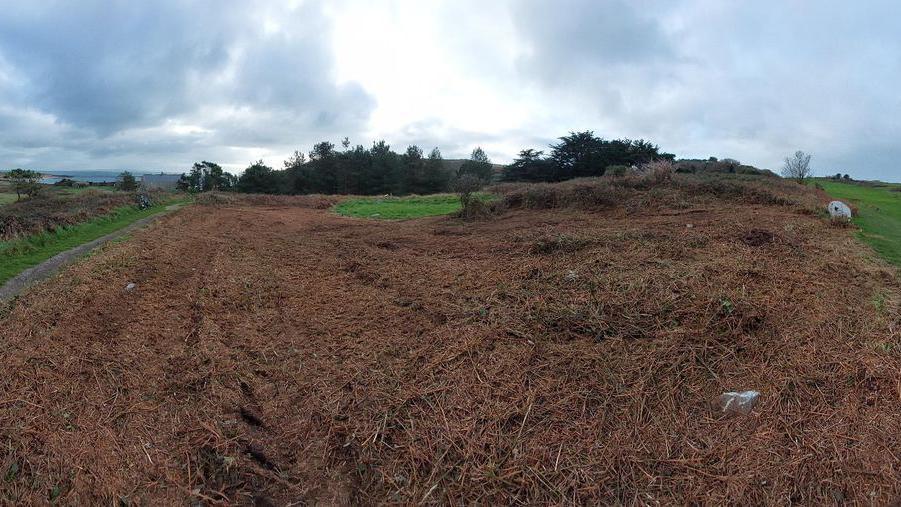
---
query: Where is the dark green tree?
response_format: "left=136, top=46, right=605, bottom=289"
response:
left=502, top=149, right=553, bottom=182
left=549, top=131, right=608, bottom=180
left=344, top=144, right=371, bottom=194
left=189, top=161, right=227, bottom=191
left=546, top=131, right=673, bottom=181
left=401, top=145, right=425, bottom=194
left=368, top=140, right=400, bottom=194
left=309, top=141, right=338, bottom=194
left=118, top=171, right=138, bottom=191
left=283, top=150, right=311, bottom=194
left=423, top=147, right=450, bottom=194
left=186, top=165, right=203, bottom=192
left=237, top=160, right=279, bottom=193
left=177, top=173, right=190, bottom=192
left=458, top=147, right=493, bottom=181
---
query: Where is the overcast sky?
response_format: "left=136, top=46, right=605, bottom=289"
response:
left=0, top=0, right=899, bottom=180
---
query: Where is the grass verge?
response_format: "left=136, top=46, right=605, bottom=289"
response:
left=817, top=179, right=901, bottom=266
left=0, top=199, right=186, bottom=285
left=334, top=193, right=491, bottom=220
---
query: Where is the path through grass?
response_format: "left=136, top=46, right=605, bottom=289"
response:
left=818, top=179, right=901, bottom=266
left=0, top=199, right=186, bottom=285
left=335, top=194, right=483, bottom=219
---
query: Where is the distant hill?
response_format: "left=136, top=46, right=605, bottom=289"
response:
left=441, top=159, right=506, bottom=174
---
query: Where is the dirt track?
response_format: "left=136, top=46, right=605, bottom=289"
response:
left=0, top=205, right=180, bottom=301
left=1, top=199, right=900, bottom=504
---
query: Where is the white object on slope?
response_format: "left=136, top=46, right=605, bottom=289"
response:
left=828, top=201, right=852, bottom=219
left=717, top=390, right=760, bottom=415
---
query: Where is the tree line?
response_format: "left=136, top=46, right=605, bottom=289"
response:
left=502, top=132, right=674, bottom=183
left=179, top=131, right=674, bottom=195
left=181, top=140, right=469, bottom=195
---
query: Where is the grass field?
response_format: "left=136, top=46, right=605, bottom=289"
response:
left=334, top=193, right=468, bottom=219
left=817, top=179, right=901, bottom=266
left=0, top=199, right=183, bottom=285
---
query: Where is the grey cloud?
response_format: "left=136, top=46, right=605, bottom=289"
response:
left=1, top=0, right=900, bottom=181
left=0, top=1, right=233, bottom=133
left=0, top=0, right=375, bottom=171
left=506, top=0, right=901, bottom=179
left=512, top=0, right=675, bottom=85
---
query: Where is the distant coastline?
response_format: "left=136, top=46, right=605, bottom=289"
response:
left=37, top=170, right=181, bottom=185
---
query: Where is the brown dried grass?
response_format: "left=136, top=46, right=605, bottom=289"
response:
left=491, top=173, right=823, bottom=215
left=194, top=192, right=341, bottom=209
left=0, top=181, right=898, bottom=504
left=0, top=189, right=140, bottom=239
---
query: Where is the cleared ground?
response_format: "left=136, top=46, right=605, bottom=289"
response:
left=1, top=181, right=900, bottom=504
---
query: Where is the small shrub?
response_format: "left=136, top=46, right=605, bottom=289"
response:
left=643, top=160, right=674, bottom=185
left=118, top=171, right=138, bottom=191
left=135, top=192, right=153, bottom=210
left=453, top=175, right=487, bottom=219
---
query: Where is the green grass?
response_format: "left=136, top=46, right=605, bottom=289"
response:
left=334, top=193, right=491, bottom=220
left=0, top=199, right=186, bottom=285
left=0, top=193, right=16, bottom=206
left=817, top=179, right=901, bottom=266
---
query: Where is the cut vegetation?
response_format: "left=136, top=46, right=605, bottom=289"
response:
left=2, top=174, right=900, bottom=504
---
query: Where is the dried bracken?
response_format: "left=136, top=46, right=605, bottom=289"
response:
left=0, top=180, right=898, bottom=504
left=0, top=190, right=139, bottom=239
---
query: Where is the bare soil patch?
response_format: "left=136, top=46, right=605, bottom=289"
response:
left=1, top=188, right=899, bottom=504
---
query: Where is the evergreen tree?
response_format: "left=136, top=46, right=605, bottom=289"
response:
left=402, top=145, right=425, bottom=194
left=237, top=160, right=279, bottom=193
left=502, top=149, right=554, bottom=182
left=458, top=147, right=493, bottom=181
left=369, top=140, right=400, bottom=194
left=118, top=171, right=138, bottom=191
left=309, top=141, right=338, bottom=194
left=423, top=147, right=450, bottom=193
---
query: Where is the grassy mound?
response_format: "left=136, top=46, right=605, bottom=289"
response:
left=817, top=179, right=901, bottom=266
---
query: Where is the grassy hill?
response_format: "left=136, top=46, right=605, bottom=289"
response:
left=817, top=178, right=901, bottom=266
